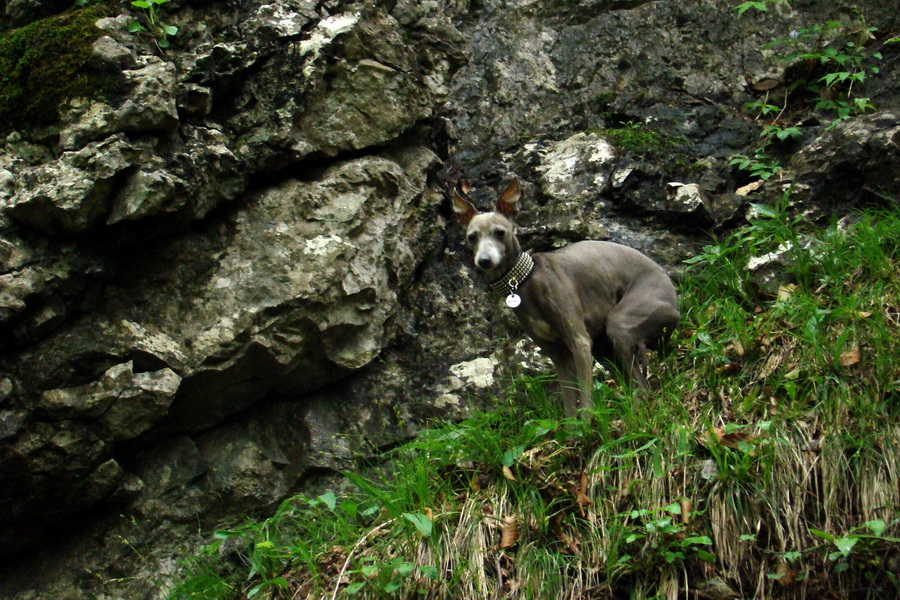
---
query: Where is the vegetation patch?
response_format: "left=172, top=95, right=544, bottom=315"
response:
left=165, top=198, right=900, bottom=599
left=591, top=121, right=685, bottom=155
left=0, top=4, right=122, bottom=134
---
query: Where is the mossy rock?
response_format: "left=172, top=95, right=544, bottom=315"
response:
left=0, top=4, right=124, bottom=134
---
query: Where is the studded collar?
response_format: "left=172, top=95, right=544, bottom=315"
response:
left=488, top=252, right=534, bottom=301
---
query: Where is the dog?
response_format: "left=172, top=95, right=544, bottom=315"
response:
left=452, top=178, right=680, bottom=416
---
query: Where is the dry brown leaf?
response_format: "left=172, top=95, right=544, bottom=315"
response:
left=423, top=507, right=434, bottom=520
left=499, top=515, right=520, bottom=549
left=840, top=346, right=861, bottom=367
left=501, top=465, right=517, bottom=482
left=775, top=562, right=797, bottom=587
left=712, top=427, right=755, bottom=449
left=732, top=338, right=745, bottom=357
left=736, top=180, right=765, bottom=196
left=575, top=473, right=592, bottom=506
left=752, top=78, right=780, bottom=91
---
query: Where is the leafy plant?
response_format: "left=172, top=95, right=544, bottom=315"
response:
left=128, top=0, right=178, bottom=49
left=731, top=6, right=886, bottom=179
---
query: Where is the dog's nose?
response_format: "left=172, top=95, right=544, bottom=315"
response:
left=477, top=257, right=493, bottom=270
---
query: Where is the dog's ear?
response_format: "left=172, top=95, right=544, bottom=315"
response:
left=496, top=178, right=520, bottom=218
left=451, top=189, right=478, bottom=225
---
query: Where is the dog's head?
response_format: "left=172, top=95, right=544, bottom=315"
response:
left=451, top=179, right=521, bottom=277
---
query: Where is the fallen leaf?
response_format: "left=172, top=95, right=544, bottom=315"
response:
left=502, top=465, right=517, bottom=482
left=775, top=562, right=797, bottom=587
left=499, top=515, right=520, bottom=549
left=712, top=427, right=755, bottom=449
left=855, top=310, right=872, bottom=319
left=752, top=78, right=780, bottom=91
left=575, top=473, right=592, bottom=506
left=736, top=180, right=765, bottom=196
left=732, top=339, right=746, bottom=356
left=840, top=346, right=861, bottom=367
left=777, top=284, right=798, bottom=301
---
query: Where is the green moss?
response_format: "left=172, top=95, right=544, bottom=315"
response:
left=0, top=5, right=122, bottom=133
left=592, top=123, right=685, bottom=155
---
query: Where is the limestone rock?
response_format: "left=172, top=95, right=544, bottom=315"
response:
left=791, top=111, right=900, bottom=210
left=39, top=361, right=182, bottom=441
left=6, top=135, right=139, bottom=234
left=59, top=61, right=179, bottom=151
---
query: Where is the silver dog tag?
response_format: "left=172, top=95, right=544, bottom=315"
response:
left=506, top=293, right=521, bottom=308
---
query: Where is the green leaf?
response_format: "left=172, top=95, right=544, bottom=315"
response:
left=651, top=444, right=664, bottom=478
left=384, top=580, right=402, bottom=593
left=501, top=445, right=525, bottom=467
left=750, top=203, right=778, bottom=219
left=403, top=512, right=433, bottom=538
left=396, top=562, right=416, bottom=577
left=158, top=36, right=170, bottom=48
left=132, top=0, right=151, bottom=7
left=683, top=535, right=713, bottom=546
left=864, top=519, right=887, bottom=536
left=340, top=500, right=358, bottom=520
left=835, top=536, right=858, bottom=557
left=361, top=565, right=379, bottom=578
left=663, top=502, right=682, bottom=515
left=419, top=565, right=439, bottom=580
left=809, top=528, right=835, bottom=543
left=697, top=549, right=716, bottom=563
left=346, top=581, right=366, bottom=595
left=318, top=491, right=337, bottom=511
left=163, top=24, right=178, bottom=36
left=127, top=20, right=146, bottom=32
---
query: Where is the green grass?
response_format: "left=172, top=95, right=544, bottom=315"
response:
left=169, top=200, right=900, bottom=599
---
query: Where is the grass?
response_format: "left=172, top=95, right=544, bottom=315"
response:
left=169, top=198, right=900, bottom=599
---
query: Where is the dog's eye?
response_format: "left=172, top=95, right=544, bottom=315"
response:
left=467, top=232, right=478, bottom=244
left=493, top=229, right=505, bottom=239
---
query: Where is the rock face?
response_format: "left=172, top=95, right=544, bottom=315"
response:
left=0, top=0, right=897, bottom=597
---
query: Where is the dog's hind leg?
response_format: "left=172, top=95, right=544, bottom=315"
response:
left=605, top=299, right=677, bottom=389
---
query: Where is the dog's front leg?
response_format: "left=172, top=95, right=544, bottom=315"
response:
left=568, top=334, right=594, bottom=414
left=542, top=337, right=593, bottom=417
